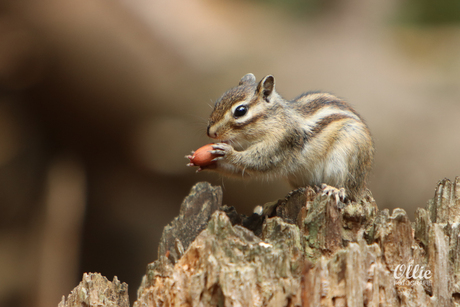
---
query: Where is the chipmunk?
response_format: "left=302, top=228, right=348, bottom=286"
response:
left=188, top=73, right=374, bottom=202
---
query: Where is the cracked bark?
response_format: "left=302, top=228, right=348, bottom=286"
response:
left=59, top=178, right=460, bottom=306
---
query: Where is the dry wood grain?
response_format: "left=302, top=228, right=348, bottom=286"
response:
left=60, top=178, right=460, bottom=306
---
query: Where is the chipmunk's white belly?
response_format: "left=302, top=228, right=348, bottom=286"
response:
left=286, top=146, right=349, bottom=189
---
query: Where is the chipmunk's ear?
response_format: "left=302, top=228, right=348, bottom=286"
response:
left=257, top=75, right=275, bottom=102
left=239, top=73, right=256, bottom=86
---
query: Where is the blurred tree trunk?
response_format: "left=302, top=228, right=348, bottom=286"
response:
left=60, top=178, right=460, bottom=306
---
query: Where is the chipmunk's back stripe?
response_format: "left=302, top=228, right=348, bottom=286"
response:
left=310, top=114, right=354, bottom=138
left=295, top=92, right=361, bottom=119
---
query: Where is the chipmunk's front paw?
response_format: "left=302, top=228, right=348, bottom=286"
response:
left=210, top=143, right=234, bottom=162
left=186, top=144, right=218, bottom=172
left=320, top=184, right=346, bottom=205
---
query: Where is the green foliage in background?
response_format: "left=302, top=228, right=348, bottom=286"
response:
left=252, top=0, right=337, bottom=17
left=399, top=0, right=460, bottom=25
left=256, top=0, right=460, bottom=25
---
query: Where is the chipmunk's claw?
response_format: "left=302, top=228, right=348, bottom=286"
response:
left=209, top=150, right=226, bottom=156
left=320, top=184, right=346, bottom=205
left=186, top=154, right=195, bottom=167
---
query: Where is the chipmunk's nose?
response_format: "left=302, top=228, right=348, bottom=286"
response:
left=207, top=125, right=217, bottom=138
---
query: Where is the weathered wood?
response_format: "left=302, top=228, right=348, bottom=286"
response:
left=58, top=273, right=129, bottom=307
left=157, top=182, right=223, bottom=264
left=61, top=177, right=460, bottom=306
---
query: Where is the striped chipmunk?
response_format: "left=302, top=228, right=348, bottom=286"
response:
left=187, top=73, right=374, bottom=203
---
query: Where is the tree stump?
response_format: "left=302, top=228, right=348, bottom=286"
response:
left=58, top=273, right=129, bottom=307
left=59, top=178, right=460, bottom=306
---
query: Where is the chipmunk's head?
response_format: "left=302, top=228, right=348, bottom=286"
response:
left=207, top=73, right=279, bottom=145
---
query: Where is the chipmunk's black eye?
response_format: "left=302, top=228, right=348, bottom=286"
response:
left=234, top=105, right=248, bottom=118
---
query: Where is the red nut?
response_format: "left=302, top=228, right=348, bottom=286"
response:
left=188, top=144, right=217, bottom=167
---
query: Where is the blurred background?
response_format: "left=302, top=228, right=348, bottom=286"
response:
left=1, top=0, right=459, bottom=306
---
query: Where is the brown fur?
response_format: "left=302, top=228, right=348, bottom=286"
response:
left=205, top=74, right=374, bottom=202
